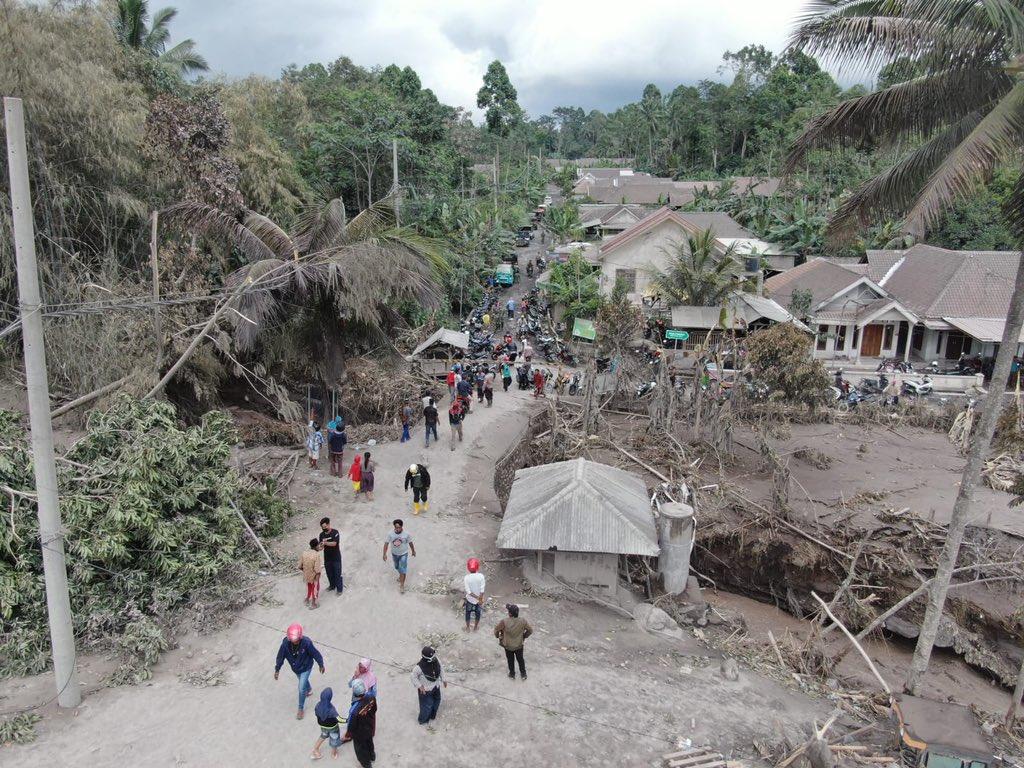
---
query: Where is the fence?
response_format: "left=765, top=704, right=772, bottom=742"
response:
left=493, top=408, right=551, bottom=512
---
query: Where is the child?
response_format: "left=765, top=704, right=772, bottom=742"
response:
left=347, top=454, right=362, bottom=495
left=306, top=420, right=324, bottom=470
left=311, top=687, right=341, bottom=760
left=299, top=538, right=322, bottom=609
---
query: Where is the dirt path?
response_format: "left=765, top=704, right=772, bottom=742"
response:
left=7, top=388, right=829, bottom=767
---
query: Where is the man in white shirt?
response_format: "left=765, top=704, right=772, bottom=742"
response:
left=463, top=557, right=486, bottom=632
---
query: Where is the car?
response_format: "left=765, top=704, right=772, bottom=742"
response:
left=514, top=233, right=530, bottom=247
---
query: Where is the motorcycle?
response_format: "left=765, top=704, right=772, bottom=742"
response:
left=568, top=372, right=583, bottom=396
left=902, top=376, right=933, bottom=397
left=859, top=375, right=889, bottom=395
left=637, top=381, right=657, bottom=398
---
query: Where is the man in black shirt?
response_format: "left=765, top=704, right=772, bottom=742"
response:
left=318, top=517, right=342, bottom=595
left=423, top=398, right=439, bottom=448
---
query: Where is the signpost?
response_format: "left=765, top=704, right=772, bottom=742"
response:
left=665, top=329, right=689, bottom=342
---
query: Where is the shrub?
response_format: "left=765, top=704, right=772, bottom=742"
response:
left=744, top=323, right=831, bottom=409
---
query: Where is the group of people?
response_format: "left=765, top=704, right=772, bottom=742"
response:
left=274, top=590, right=533, bottom=764
left=297, top=517, right=344, bottom=609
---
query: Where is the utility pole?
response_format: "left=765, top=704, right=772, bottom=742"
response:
left=4, top=97, right=81, bottom=708
left=391, top=138, right=400, bottom=227
left=149, top=211, right=163, bottom=371
left=493, top=146, right=499, bottom=215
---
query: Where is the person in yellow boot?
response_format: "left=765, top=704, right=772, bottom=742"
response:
left=403, top=463, right=431, bottom=515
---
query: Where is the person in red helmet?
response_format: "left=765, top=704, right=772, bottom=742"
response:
left=274, top=623, right=325, bottom=719
left=463, top=557, right=486, bottom=632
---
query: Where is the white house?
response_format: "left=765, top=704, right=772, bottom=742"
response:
left=765, top=246, right=1024, bottom=363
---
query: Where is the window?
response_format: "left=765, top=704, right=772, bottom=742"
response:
left=852, top=326, right=860, bottom=348
left=816, top=325, right=828, bottom=351
left=836, top=325, right=847, bottom=351
left=936, top=331, right=943, bottom=354
left=615, top=268, right=636, bottom=292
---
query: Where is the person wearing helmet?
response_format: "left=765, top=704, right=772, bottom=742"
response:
left=403, top=463, right=431, bottom=515
left=463, top=557, right=486, bottom=632
left=274, top=623, right=326, bottom=720
left=346, top=678, right=378, bottom=767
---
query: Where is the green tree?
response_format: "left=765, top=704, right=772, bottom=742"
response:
left=649, top=229, right=742, bottom=307
left=788, top=0, right=1024, bottom=695
left=476, top=60, right=522, bottom=137
left=545, top=252, right=601, bottom=334
left=544, top=201, right=583, bottom=243
left=113, top=0, right=208, bottom=76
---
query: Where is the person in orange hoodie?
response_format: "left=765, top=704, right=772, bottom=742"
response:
left=347, top=454, right=362, bottom=496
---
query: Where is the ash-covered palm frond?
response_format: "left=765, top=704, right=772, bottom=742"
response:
left=161, top=202, right=278, bottom=262
left=788, top=0, right=1024, bottom=240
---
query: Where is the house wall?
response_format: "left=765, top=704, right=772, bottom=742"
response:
left=811, top=310, right=912, bottom=361
left=598, top=219, right=685, bottom=302
left=540, top=551, right=619, bottom=596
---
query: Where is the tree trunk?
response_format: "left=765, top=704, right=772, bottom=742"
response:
left=905, top=256, right=1024, bottom=694
left=1007, top=653, right=1024, bottom=728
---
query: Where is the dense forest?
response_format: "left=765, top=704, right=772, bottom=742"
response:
left=0, top=0, right=1017, bottom=408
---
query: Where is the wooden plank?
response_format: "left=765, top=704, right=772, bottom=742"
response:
left=663, top=749, right=715, bottom=761
left=669, top=759, right=725, bottom=768
left=667, top=754, right=723, bottom=767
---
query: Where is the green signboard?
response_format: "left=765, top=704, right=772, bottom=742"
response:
left=665, top=329, right=690, bottom=341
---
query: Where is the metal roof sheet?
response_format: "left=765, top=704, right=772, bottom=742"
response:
left=496, top=458, right=659, bottom=556
left=410, top=328, right=469, bottom=357
left=943, top=316, right=1024, bottom=343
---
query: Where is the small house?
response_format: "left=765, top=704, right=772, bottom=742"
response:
left=496, top=458, right=659, bottom=597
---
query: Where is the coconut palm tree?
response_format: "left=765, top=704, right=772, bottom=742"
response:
left=113, top=0, right=208, bottom=76
left=787, top=0, right=1024, bottom=696
left=163, top=193, right=447, bottom=387
left=649, top=229, right=744, bottom=307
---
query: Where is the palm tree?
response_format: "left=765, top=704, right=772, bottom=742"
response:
left=164, top=193, right=447, bottom=387
left=787, top=0, right=1024, bottom=696
left=113, top=0, right=208, bottom=76
left=649, top=229, right=744, bottom=307
left=544, top=202, right=584, bottom=243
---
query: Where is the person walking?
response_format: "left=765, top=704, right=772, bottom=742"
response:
left=400, top=401, right=413, bottom=443
left=456, top=374, right=472, bottom=413
left=404, top=463, right=431, bottom=515
left=501, top=359, right=513, bottom=392
left=533, top=367, right=546, bottom=398
left=306, top=420, right=324, bottom=470
left=311, top=687, right=342, bottom=760
left=382, top=518, right=416, bottom=593
left=463, top=557, right=485, bottom=632
left=299, top=538, right=322, bottom=610
left=474, top=366, right=485, bottom=403
left=483, top=367, right=495, bottom=407
left=347, top=454, right=362, bottom=496
left=327, top=419, right=347, bottom=477
left=446, top=368, right=456, bottom=401
left=360, top=451, right=375, bottom=502
left=346, top=680, right=377, bottom=767
left=411, top=646, right=446, bottom=725
left=423, top=397, right=439, bottom=447
left=522, top=340, right=534, bottom=363
left=274, top=623, right=325, bottom=719
left=448, top=399, right=464, bottom=451
left=318, top=517, right=343, bottom=595
left=495, top=603, right=532, bottom=680
left=506, top=297, right=515, bottom=321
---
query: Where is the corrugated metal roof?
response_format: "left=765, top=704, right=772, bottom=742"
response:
left=669, top=293, right=809, bottom=332
left=410, top=328, right=469, bottom=357
left=496, top=458, right=659, bottom=556
left=943, top=316, right=1024, bottom=343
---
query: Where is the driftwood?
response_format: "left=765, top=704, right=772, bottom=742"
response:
left=50, top=375, right=131, bottom=419
left=812, top=591, right=891, bottom=695
left=229, top=498, right=274, bottom=568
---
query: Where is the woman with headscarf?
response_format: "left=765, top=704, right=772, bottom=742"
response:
left=311, top=687, right=341, bottom=760
left=347, top=454, right=362, bottom=496
left=346, top=680, right=378, bottom=767
left=410, top=645, right=446, bottom=724
left=359, top=451, right=375, bottom=502
left=349, top=658, right=378, bottom=701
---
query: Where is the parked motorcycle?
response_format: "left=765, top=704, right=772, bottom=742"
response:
left=859, top=375, right=889, bottom=395
left=902, top=376, right=933, bottom=397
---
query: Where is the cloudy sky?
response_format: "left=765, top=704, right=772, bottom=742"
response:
left=171, top=0, right=824, bottom=117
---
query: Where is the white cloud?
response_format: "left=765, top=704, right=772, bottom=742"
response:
left=171, top=0, right=814, bottom=117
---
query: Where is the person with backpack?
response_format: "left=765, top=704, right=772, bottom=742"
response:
left=456, top=375, right=472, bottom=414
left=423, top=397, right=439, bottom=447
left=448, top=399, right=464, bottom=451
left=404, top=463, right=431, bottom=515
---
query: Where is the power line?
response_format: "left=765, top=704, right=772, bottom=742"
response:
left=15, top=541, right=676, bottom=745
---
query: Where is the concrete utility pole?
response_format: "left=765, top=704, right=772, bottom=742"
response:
left=391, top=138, right=400, bottom=227
left=4, top=96, right=81, bottom=708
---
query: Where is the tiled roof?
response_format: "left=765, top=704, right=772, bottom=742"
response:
left=599, top=208, right=751, bottom=255
left=764, top=257, right=863, bottom=309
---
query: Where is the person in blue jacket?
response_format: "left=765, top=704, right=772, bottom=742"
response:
left=274, top=622, right=325, bottom=720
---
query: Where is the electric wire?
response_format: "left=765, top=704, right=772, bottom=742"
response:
left=11, top=541, right=676, bottom=745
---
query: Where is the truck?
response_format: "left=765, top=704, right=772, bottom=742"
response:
left=495, top=263, right=515, bottom=286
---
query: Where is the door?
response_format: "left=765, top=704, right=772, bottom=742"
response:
left=861, top=324, right=883, bottom=357
left=945, top=332, right=967, bottom=360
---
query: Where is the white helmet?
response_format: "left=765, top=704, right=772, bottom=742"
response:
left=409, top=464, right=418, bottom=473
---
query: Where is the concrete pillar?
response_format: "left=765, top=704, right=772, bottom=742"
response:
left=904, top=322, right=913, bottom=362
left=658, top=502, right=695, bottom=595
